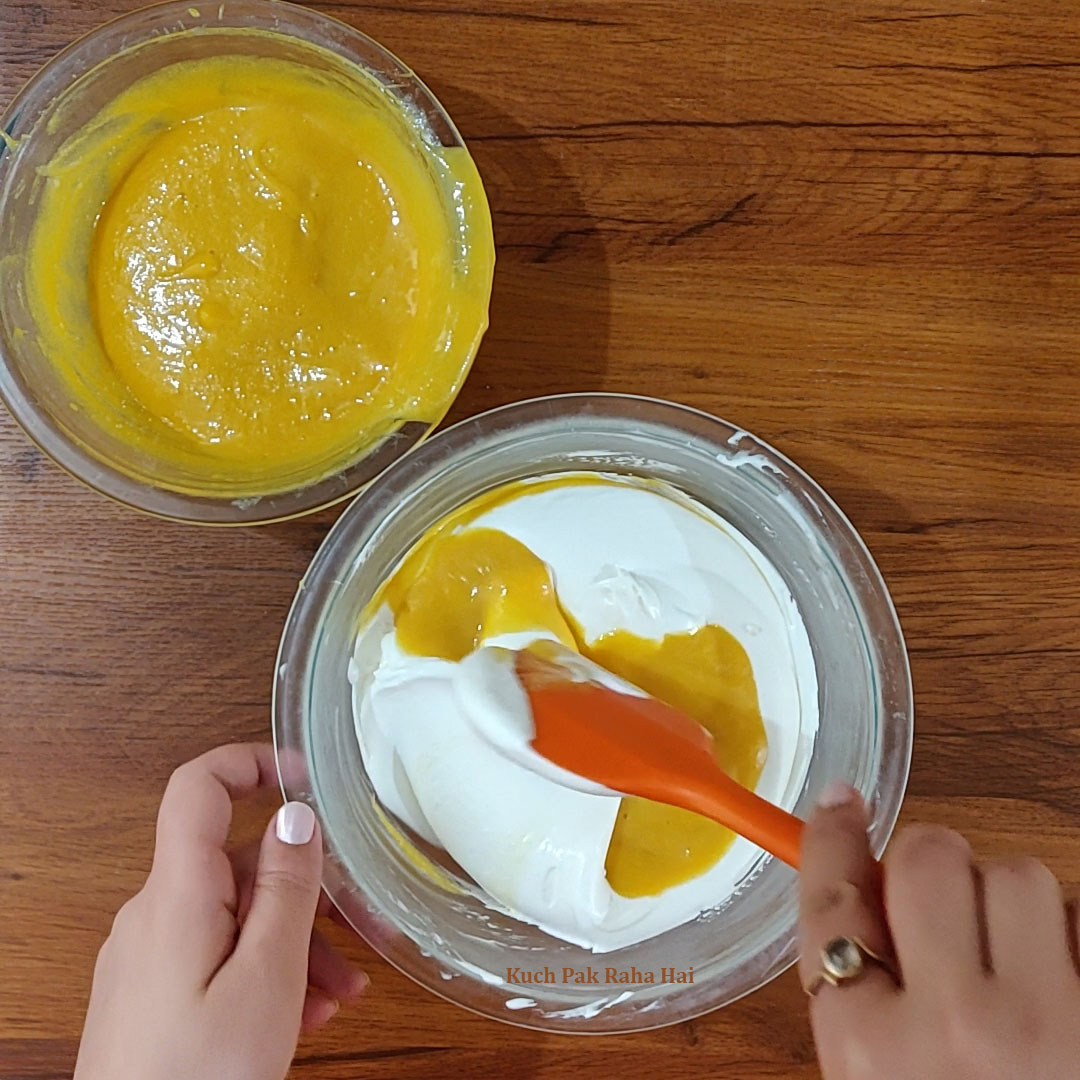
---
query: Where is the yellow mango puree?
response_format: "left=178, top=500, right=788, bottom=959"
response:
left=26, top=47, right=493, bottom=493
left=368, top=475, right=768, bottom=899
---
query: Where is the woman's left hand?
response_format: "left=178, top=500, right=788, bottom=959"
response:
left=74, top=743, right=367, bottom=1080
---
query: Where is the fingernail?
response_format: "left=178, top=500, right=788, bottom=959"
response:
left=353, top=970, right=370, bottom=996
left=276, top=801, right=316, bottom=845
left=817, top=780, right=857, bottom=809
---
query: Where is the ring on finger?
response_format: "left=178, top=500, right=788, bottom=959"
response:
left=803, top=935, right=893, bottom=997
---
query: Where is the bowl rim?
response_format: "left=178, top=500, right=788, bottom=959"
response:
left=273, top=391, right=914, bottom=1033
left=0, top=0, right=492, bottom=525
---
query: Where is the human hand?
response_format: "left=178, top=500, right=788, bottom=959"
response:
left=800, top=784, right=1080, bottom=1079
left=74, top=743, right=367, bottom=1080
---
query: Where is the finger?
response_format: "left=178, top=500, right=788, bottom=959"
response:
left=221, top=802, right=323, bottom=1019
left=800, top=784, right=896, bottom=998
left=309, top=928, right=369, bottom=1002
left=301, top=990, right=339, bottom=1034
left=231, top=853, right=339, bottom=931
left=884, top=824, right=985, bottom=993
left=228, top=842, right=260, bottom=923
left=982, top=857, right=1072, bottom=988
left=800, top=785, right=898, bottom=1080
left=152, top=743, right=279, bottom=899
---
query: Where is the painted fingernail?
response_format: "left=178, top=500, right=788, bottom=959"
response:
left=276, top=801, right=316, bottom=845
left=817, top=781, right=857, bottom=809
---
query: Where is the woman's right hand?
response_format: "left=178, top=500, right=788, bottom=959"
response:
left=800, top=785, right=1080, bottom=1080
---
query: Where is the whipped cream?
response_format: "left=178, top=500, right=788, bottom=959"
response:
left=349, top=474, right=818, bottom=952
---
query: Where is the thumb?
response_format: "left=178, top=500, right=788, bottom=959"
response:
left=231, top=801, right=322, bottom=1000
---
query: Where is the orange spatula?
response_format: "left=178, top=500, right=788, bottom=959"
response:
left=511, top=642, right=806, bottom=870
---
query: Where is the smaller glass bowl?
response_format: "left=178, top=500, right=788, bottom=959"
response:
left=274, top=394, right=913, bottom=1034
left=0, top=0, right=493, bottom=524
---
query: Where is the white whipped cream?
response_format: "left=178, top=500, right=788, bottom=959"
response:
left=349, top=475, right=818, bottom=952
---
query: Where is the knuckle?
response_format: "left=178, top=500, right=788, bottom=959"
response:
left=163, top=759, right=199, bottom=798
left=819, top=1018, right=891, bottom=1080
left=942, top=990, right=1006, bottom=1061
left=93, top=937, right=116, bottom=977
left=109, top=894, right=145, bottom=937
left=983, top=855, right=1060, bottom=896
left=805, top=879, right=860, bottom=920
left=97, top=893, right=146, bottom=971
left=845, top=1046, right=885, bottom=1080
left=256, top=866, right=312, bottom=901
left=888, top=823, right=970, bottom=876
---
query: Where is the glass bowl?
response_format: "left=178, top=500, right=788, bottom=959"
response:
left=0, top=0, right=494, bottom=524
left=274, top=394, right=913, bottom=1034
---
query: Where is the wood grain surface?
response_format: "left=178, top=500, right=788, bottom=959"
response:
left=4, top=1, right=1080, bottom=1076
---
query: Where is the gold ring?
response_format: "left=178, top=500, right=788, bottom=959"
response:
left=804, top=936, right=888, bottom=997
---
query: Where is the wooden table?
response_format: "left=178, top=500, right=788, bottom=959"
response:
left=4, top=1, right=1080, bottom=1076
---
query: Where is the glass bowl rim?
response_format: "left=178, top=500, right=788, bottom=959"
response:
left=272, top=391, right=914, bottom=1033
left=0, top=0, right=488, bottom=525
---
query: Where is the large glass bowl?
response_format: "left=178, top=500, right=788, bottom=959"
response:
left=0, top=0, right=493, bottom=524
left=273, top=394, right=912, bottom=1033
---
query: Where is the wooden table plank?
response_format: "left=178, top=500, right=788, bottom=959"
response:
left=3, top=1, right=1080, bottom=1076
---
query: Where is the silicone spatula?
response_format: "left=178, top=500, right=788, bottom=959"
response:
left=512, top=642, right=806, bottom=870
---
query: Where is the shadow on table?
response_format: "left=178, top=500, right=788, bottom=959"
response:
left=427, top=80, right=612, bottom=419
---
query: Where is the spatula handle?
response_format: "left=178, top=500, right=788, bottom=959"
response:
left=678, top=769, right=805, bottom=870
